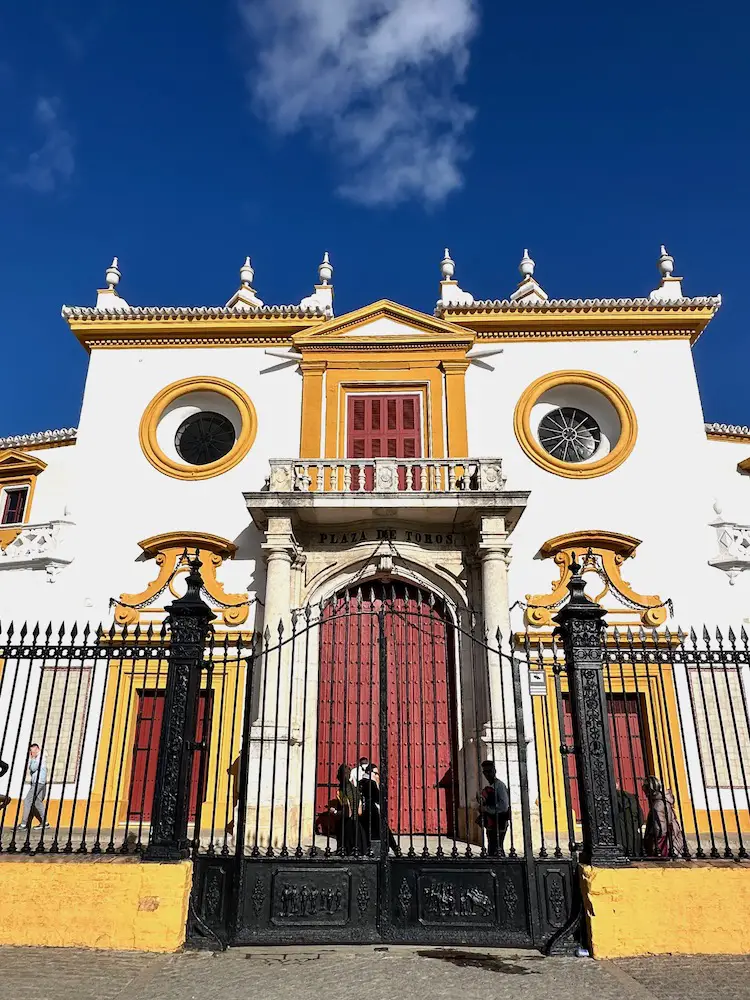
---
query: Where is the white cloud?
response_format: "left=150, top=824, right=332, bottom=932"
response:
left=12, top=97, right=74, bottom=194
left=239, top=0, right=480, bottom=206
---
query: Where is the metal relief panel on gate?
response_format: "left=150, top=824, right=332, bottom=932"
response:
left=270, top=868, right=352, bottom=926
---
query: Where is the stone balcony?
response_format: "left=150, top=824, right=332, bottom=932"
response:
left=0, top=519, right=75, bottom=580
left=709, top=507, right=750, bottom=584
left=246, top=458, right=528, bottom=529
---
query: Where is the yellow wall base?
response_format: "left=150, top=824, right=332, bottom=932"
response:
left=582, top=862, right=750, bottom=958
left=0, top=856, right=192, bottom=952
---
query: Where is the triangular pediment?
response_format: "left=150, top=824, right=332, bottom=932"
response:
left=0, top=449, right=47, bottom=477
left=293, top=299, right=474, bottom=349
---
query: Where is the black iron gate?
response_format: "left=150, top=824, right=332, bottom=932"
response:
left=187, top=582, right=579, bottom=950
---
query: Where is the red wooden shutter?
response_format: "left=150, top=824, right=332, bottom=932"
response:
left=346, top=394, right=422, bottom=459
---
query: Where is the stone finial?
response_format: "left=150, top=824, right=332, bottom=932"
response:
left=510, top=248, right=548, bottom=305
left=96, top=256, right=130, bottom=312
left=226, top=256, right=264, bottom=310
left=240, top=256, right=255, bottom=288
left=441, top=248, right=456, bottom=281
left=299, top=252, right=335, bottom=316
left=437, top=247, right=473, bottom=308
left=658, top=245, right=675, bottom=278
left=650, top=244, right=683, bottom=302
left=318, top=251, right=333, bottom=285
left=105, top=257, right=121, bottom=289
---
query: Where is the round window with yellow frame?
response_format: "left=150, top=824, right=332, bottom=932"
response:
left=514, top=371, right=637, bottom=479
left=139, top=376, right=258, bottom=480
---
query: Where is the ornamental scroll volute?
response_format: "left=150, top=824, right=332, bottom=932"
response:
left=114, top=531, right=249, bottom=627
left=525, top=530, right=668, bottom=629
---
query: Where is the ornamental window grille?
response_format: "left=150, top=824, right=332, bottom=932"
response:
left=538, top=406, right=601, bottom=463
left=175, top=412, right=236, bottom=466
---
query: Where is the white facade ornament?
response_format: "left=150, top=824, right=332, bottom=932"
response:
left=709, top=502, right=750, bottom=584
left=510, top=248, right=549, bottom=305
left=95, top=256, right=130, bottom=312
left=0, top=520, right=74, bottom=578
left=226, top=256, right=264, bottom=310
left=106, top=257, right=121, bottom=288
left=299, top=252, right=334, bottom=316
left=649, top=244, right=684, bottom=302
left=437, top=247, right=474, bottom=308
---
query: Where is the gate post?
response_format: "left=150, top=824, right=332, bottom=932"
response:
left=144, top=553, right=215, bottom=861
left=553, top=556, right=628, bottom=866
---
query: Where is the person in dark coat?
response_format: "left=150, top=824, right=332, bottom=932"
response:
left=0, top=759, right=9, bottom=810
left=615, top=782, right=643, bottom=857
left=328, top=764, right=368, bottom=855
left=358, top=764, right=399, bottom=854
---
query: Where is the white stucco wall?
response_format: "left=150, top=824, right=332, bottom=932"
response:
left=466, top=338, right=750, bottom=628
left=0, top=346, right=302, bottom=623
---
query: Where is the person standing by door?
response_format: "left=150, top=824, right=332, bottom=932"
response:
left=0, top=758, right=10, bottom=811
left=22, top=744, right=47, bottom=829
left=478, top=761, right=510, bottom=856
left=358, top=763, right=399, bottom=854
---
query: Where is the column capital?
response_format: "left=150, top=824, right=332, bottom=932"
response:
left=261, top=516, right=300, bottom=563
left=477, top=514, right=511, bottom=563
left=299, top=359, right=327, bottom=375
left=441, top=359, right=471, bottom=376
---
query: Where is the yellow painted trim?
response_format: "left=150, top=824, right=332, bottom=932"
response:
left=300, top=360, right=327, bottom=459
left=293, top=298, right=474, bottom=347
left=526, top=530, right=667, bottom=629
left=138, top=530, right=237, bottom=560
left=441, top=360, right=470, bottom=457
left=707, top=432, right=750, bottom=444
left=514, top=370, right=638, bottom=479
left=440, top=302, right=718, bottom=344
left=326, top=374, right=445, bottom=461
left=67, top=316, right=322, bottom=352
left=0, top=858, right=192, bottom=952
left=581, top=864, right=750, bottom=958
left=116, top=533, right=247, bottom=627
left=139, top=376, right=257, bottom=481
left=0, top=449, right=47, bottom=547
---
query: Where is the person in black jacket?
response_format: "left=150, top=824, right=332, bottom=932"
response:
left=359, top=764, right=399, bottom=854
left=0, top=759, right=9, bottom=811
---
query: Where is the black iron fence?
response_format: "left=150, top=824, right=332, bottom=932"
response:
left=1, top=554, right=749, bottom=875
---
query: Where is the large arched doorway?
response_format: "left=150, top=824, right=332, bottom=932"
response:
left=314, top=581, right=458, bottom=838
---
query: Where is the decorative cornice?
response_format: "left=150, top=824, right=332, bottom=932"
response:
left=706, top=422, right=750, bottom=442
left=62, top=304, right=326, bottom=321
left=436, top=295, right=721, bottom=315
left=0, top=428, right=77, bottom=450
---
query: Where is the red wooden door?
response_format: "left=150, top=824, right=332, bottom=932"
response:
left=346, top=394, right=422, bottom=490
left=128, top=690, right=212, bottom=823
left=562, top=693, right=649, bottom=819
left=315, top=586, right=454, bottom=835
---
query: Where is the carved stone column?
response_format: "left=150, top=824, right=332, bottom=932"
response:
left=554, top=558, right=628, bottom=866
left=477, top=515, right=513, bottom=732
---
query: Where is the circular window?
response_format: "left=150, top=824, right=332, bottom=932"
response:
left=139, top=377, right=257, bottom=480
left=538, top=406, right=601, bottom=463
left=514, top=371, right=637, bottom=479
left=175, top=412, right=236, bottom=466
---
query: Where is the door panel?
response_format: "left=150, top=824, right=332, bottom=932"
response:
left=315, top=586, right=455, bottom=835
left=562, top=692, right=649, bottom=820
left=128, top=690, right=212, bottom=823
left=346, top=394, right=422, bottom=490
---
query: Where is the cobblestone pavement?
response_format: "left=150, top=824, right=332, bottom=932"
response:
left=3, top=946, right=750, bottom=1000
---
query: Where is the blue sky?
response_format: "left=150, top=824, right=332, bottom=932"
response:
left=1, top=1, right=748, bottom=435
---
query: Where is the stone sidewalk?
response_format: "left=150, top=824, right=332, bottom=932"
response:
left=3, top=945, right=750, bottom=1000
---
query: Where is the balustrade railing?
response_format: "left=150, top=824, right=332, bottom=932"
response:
left=267, top=457, right=504, bottom=494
